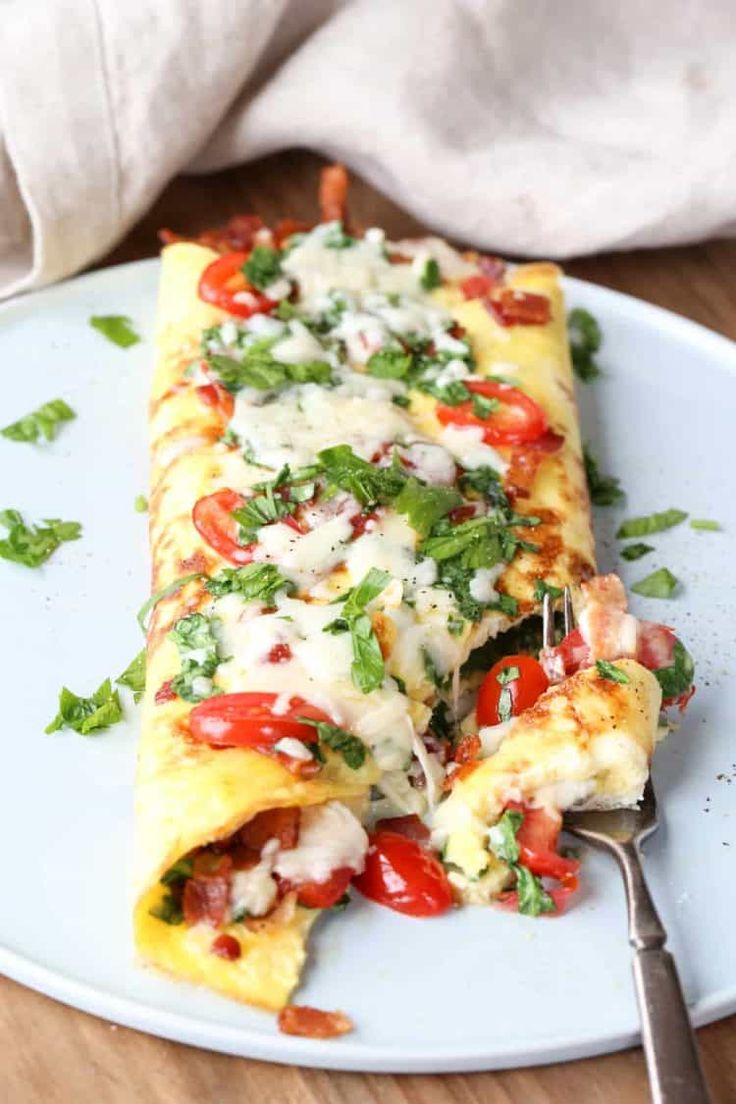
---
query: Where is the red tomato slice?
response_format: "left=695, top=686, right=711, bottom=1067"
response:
left=374, top=814, right=431, bottom=847
left=195, top=382, right=235, bottom=420
left=189, top=693, right=332, bottom=764
left=292, top=867, right=354, bottom=909
left=497, top=878, right=578, bottom=916
left=192, top=488, right=254, bottom=565
left=487, top=289, right=552, bottom=326
left=198, top=252, right=276, bottom=318
left=460, top=274, right=497, bottom=300
left=352, top=831, right=453, bottom=917
left=436, top=380, right=548, bottom=446
left=476, top=655, right=550, bottom=727
left=507, top=802, right=581, bottom=881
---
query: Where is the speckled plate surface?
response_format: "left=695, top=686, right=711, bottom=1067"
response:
left=1, top=261, right=734, bottom=1071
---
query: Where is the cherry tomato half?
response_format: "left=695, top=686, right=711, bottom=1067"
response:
left=476, top=655, right=550, bottom=727
left=292, top=867, right=354, bottom=909
left=506, top=803, right=581, bottom=882
left=436, top=380, right=548, bottom=447
left=198, top=252, right=276, bottom=318
left=192, top=488, right=253, bottom=565
left=189, top=693, right=332, bottom=753
left=195, top=382, right=235, bottom=420
left=352, top=831, right=453, bottom=917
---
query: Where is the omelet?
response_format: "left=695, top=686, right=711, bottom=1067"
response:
left=135, top=179, right=605, bottom=1017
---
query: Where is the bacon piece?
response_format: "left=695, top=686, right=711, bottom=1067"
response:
left=487, top=289, right=552, bottom=327
left=182, top=854, right=233, bottom=927
left=278, top=1005, right=354, bottom=1039
left=319, top=164, right=349, bottom=224
left=273, top=218, right=310, bottom=246
left=375, top=814, right=431, bottom=847
left=266, top=643, right=292, bottom=664
left=577, top=573, right=637, bottom=662
left=210, top=934, right=241, bottom=961
left=637, top=621, right=677, bottom=669
left=239, top=807, right=300, bottom=852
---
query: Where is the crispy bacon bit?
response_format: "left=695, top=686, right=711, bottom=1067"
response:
left=273, top=218, right=310, bottom=247
left=182, top=854, right=233, bottom=927
left=159, top=215, right=265, bottom=256
left=239, top=807, right=300, bottom=852
left=267, top=643, right=292, bottom=664
left=387, top=251, right=413, bottom=265
left=375, top=814, right=431, bottom=847
left=155, top=680, right=177, bottom=704
left=449, top=504, right=477, bottom=525
left=211, top=933, right=241, bottom=961
left=487, top=289, right=552, bottom=327
left=278, top=1005, right=354, bottom=1039
left=454, top=733, right=481, bottom=766
left=319, top=164, right=349, bottom=225
left=349, top=510, right=378, bottom=538
left=460, top=274, right=496, bottom=300
left=195, top=382, right=235, bottom=420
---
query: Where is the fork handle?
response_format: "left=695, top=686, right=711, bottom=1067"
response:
left=617, top=841, right=711, bottom=1103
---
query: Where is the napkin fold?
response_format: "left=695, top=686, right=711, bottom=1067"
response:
left=1, top=0, right=735, bottom=297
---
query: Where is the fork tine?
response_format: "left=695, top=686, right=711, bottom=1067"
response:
left=542, top=592, right=555, bottom=650
left=563, top=585, right=575, bottom=635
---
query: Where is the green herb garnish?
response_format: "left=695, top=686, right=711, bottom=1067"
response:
left=242, top=246, right=283, bottom=290
left=207, top=339, right=331, bottom=393
left=690, top=518, right=721, bottom=532
left=366, top=348, right=413, bottom=379
left=205, top=563, right=294, bottom=604
left=46, top=678, right=124, bottom=735
left=631, top=567, right=680, bottom=599
left=318, top=444, right=405, bottom=507
left=515, top=864, right=557, bottom=917
left=533, top=579, right=563, bottom=601
left=496, top=664, right=520, bottom=722
left=620, top=542, right=654, bottom=561
left=116, top=649, right=146, bottom=702
left=148, top=894, right=183, bottom=925
left=616, top=509, right=687, bottom=538
left=394, top=477, right=461, bottom=540
left=595, top=659, right=631, bottom=684
left=654, top=639, right=694, bottom=700
left=341, top=568, right=392, bottom=619
left=90, top=315, right=141, bottom=348
left=0, top=509, right=81, bottom=568
left=487, top=809, right=557, bottom=916
left=327, top=569, right=390, bottom=694
left=420, top=258, right=442, bottom=290
left=1, top=398, right=75, bottom=444
left=160, top=858, right=193, bottom=886
left=169, top=613, right=221, bottom=702
left=137, top=572, right=204, bottom=631
left=134, top=494, right=148, bottom=513
left=568, top=308, right=602, bottom=381
left=583, top=446, right=624, bottom=506
left=299, top=718, right=367, bottom=769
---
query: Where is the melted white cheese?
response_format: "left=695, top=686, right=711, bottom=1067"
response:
left=440, top=424, right=508, bottom=473
left=272, top=802, right=368, bottom=883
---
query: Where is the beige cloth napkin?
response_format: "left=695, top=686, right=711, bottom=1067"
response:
left=1, top=0, right=735, bottom=298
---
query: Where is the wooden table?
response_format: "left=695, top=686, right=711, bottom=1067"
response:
left=4, top=151, right=735, bottom=1104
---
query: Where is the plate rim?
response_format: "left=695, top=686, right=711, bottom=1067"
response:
left=1, top=258, right=734, bottom=1072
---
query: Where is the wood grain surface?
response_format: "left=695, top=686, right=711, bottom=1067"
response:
left=4, top=149, right=735, bottom=1104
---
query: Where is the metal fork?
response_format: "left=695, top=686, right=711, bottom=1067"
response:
left=542, top=589, right=711, bottom=1104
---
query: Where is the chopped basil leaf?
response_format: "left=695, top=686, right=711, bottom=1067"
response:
left=137, top=572, right=204, bottom=631
left=470, top=392, right=499, bottom=420
left=496, top=664, right=520, bottom=722
left=160, top=857, right=193, bottom=886
left=318, top=444, right=405, bottom=507
left=568, top=308, right=602, bottom=381
left=1, top=398, right=75, bottom=444
left=515, top=864, right=556, bottom=917
left=631, top=567, right=680, bottom=599
left=323, top=223, right=357, bottom=250
left=488, top=808, right=524, bottom=865
left=458, top=465, right=509, bottom=509
left=420, top=258, right=442, bottom=290
left=690, top=518, right=721, bottom=532
left=116, top=649, right=146, bottom=702
left=366, top=348, right=413, bottom=379
left=232, top=486, right=294, bottom=543
left=392, top=394, right=411, bottom=408
left=341, top=568, right=392, bottom=618
left=169, top=613, right=221, bottom=702
left=620, top=542, right=653, bottom=561
left=533, top=578, right=563, bottom=601
left=207, top=340, right=332, bottom=393
left=134, top=494, right=148, bottom=513
left=429, top=700, right=453, bottom=742
left=654, top=639, right=694, bottom=700
left=394, top=477, right=461, bottom=540
left=90, top=315, right=141, bottom=348
left=205, top=563, right=294, bottom=604
left=583, top=445, right=624, bottom=506
left=349, top=612, right=385, bottom=694
left=616, top=509, right=688, bottom=539
left=0, top=510, right=81, bottom=568
left=242, top=246, right=283, bottom=290
left=447, top=614, right=466, bottom=636
left=46, top=678, right=124, bottom=736
left=149, top=893, right=183, bottom=925
left=426, top=379, right=471, bottom=406
left=595, top=659, right=631, bottom=684
left=299, top=717, right=367, bottom=769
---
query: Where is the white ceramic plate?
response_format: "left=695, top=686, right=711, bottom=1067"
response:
left=1, top=261, right=735, bottom=1073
